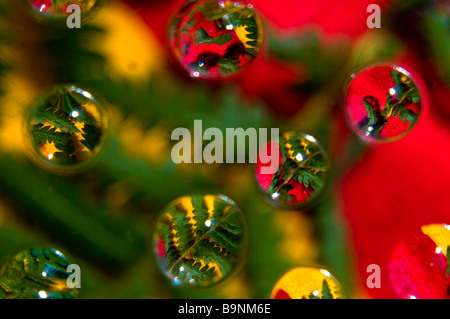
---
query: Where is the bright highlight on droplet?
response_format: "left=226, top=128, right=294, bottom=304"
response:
left=305, top=135, right=316, bottom=143
left=295, top=153, right=304, bottom=162
left=320, top=269, right=332, bottom=277
left=38, top=291, right=47, bottom=299
left=70, top=111, right=79, bottom=118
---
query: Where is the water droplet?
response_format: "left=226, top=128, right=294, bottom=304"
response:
left=169, top=0, right=263, bottom=80
left=255, top=131, right=329, bottom=209
left=344, top=65, right=422, bottom=142
left=388, top=223, right=450, bottom=299
left=271, top=267, right=344, bottom=299
left=153, top=194, right=248, bottom=287
left=0, top=247, right=79, bottom=299
left=26, top=84, right=109, bottom=174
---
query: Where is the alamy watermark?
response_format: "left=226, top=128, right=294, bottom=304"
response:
left=66, top=4, right=381, bottom=30
left=66, top=264, right=81, bottom=289
left=171, top=120, right=280, bottom=174
left=66, top=4, right=81, bottom=29
left=367, top=4, right=381, bottom=29
left=366, top=264, right=381, bottom=289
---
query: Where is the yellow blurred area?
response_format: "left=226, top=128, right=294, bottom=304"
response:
left=116, top=116, right=171, bottom=163
left=91, top=1, right=164, bottom=83
left=274, top=211, right=319, bottom=264
left=217, top=273, right=250, bottom=299
left=0, top=73, right=37, bottom=155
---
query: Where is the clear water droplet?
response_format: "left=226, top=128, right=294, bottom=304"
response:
left=344, top=65, right=422, bottom=142
left=255, top=131, right=329, bottom=209
left=26, top=84, right=109, bottom=174
left=153, top=194, right=248, bottom=287
left=0, top=247, right=79, bottom=299
left=169, top=0, right=263, bottom=80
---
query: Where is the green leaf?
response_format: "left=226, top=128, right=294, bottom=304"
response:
left=398, top=107, right=418, bottom=123
left=363, top=98, right=378, bottom=126
left=33, top=100, right=80, bottom=134
left=321, top=279, right=333, bottom=299
left=193, top=28, right=212, bottom=46
left=202, top=33, right=233, bottom=46
left=295, top=169, right=323, bottom=190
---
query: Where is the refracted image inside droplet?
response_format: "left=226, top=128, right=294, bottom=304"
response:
left=255, top=131, right=329, bottom=208
left=27, top=84, right=107, bottom=172
left=0, top=247, right=79, bottom=299
left=169, top=0, right=263, bottom=79
left=28, top=0, right=96, bottom=17
left=271, top=267, right=344, bottom=299
left=345, top=65, right=422, bottom=142
left=389, top=224, right=450, bottom=299
left=153, top=194, right=247, bottom=287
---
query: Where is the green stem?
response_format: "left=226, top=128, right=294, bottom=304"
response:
left=272, top=151, right=322, bottom=194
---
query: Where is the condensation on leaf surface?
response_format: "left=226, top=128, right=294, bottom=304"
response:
left=255, top=131, right=329, bottom=209
left=0, top=247, right=79, bottom=299
left=26, top=84, right=108, bottom=173
left=388, top=224, right=450, bottom=299
left=169, top=0, right=263, bottom=80
left=28, top=0, right=97, bottom=18
left=270, top=267, right=344, bottom=299
left=344, top=65, right=422, bottom=142
left=153, top=194, right=248, bottom=287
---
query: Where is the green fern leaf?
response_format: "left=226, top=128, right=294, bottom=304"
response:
left=321, top=279, right=333, bottom=299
